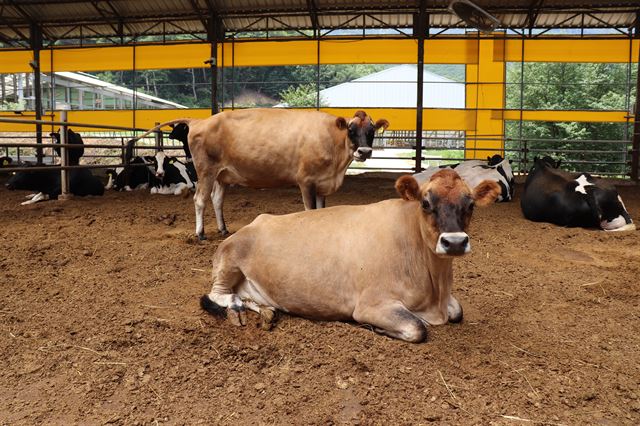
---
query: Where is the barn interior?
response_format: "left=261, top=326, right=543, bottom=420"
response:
left=1, top=1, right=640, bottom=424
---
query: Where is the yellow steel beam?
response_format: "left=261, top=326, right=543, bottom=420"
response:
left=0, top=108, right=630, bottom=133
left=0, top=107, right=476, bottom=133
left=505, top=38, right=640, bottom=63
left=504, top=109, right=630, bottom=123
left=465, top=36, right=506, bottom=160
left=3, top=36, right=636, bottom=74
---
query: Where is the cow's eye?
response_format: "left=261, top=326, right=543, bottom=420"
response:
left=422, top=199, right=433, bottom=213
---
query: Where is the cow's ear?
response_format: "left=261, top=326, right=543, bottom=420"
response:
left=395, top=175, right=420, bottom=201
left=473, top=180, right=500, bottom=207
left=335, top=117, right=348, bottom=130
left=374, top=119, right=389, bottom=133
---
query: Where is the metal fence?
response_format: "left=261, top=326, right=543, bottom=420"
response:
left=0, top=117, right=634, bottom=186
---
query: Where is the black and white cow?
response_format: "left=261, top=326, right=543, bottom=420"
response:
left=6, top=129, right=104, bottom=204
left=414, top=155, right=515, bottom=202
left=150, top=150, right=196, bottom=195
left=105, top=156, right=157, bottom=191
left=520, top=156, right=635, bottom=231
left=168, top=122, right=197, bottom=180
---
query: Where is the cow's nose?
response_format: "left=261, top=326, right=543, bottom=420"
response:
left=356, top=147, right=373, bottom=158
left=436, top=232, right=470, bottom=256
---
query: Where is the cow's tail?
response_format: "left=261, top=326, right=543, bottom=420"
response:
left=125, top=118, right=193, bottom=162
left=200, top=295, right=227, bottom=318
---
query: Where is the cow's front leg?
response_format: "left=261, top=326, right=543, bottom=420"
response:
left=211, top=181, right=228, bottom=236
left=447, top=296, right=463, bottom=323
left=315, top=194, right=326, bottom=209
left=353, top=300, right=428, bottom=343
left=299, top=183, right=316, bottom=210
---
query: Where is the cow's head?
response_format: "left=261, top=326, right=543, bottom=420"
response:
left=153, top=150, right=169, bottom=180
left=396, top=169, right=500, bottom=256
left=336, top=111, right=389, bottom=162
left=50, top=128, right=84, bottom=165
left=580, top=178, right=635, bottom=232
left=169, top=123, right=192, bottom=159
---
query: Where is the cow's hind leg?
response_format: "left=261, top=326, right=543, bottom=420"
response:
left=201, top=260, right=247, bottom=326
left=211, top=181, right=228, bottom=236
left=315, top=195, right=326, bottom=209
left=193, top=175, right=214, bottom=240
left=353, top=301, right=427, bottom=343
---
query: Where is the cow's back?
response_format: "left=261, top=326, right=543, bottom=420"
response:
left=189, top=109, right=347, bottom=189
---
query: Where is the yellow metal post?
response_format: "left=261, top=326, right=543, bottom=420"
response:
left=465, top=34, right=505, bottom=160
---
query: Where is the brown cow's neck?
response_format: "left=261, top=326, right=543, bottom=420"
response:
left=410, top=205, right=455, bottom=321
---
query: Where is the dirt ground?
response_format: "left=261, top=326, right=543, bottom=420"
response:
left=1, top=174, right=639, bottom=425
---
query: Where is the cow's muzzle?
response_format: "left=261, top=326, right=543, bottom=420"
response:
left=436, top=232, right=470, bottom=256
left=354, top=147, right=373, bottom=162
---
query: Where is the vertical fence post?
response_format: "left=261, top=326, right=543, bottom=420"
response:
left=60, top=110, right=70, bottom=198
left=413, top=1, right=427, bottom=172
left=631, top=21, right=640, bottom=182
left=154, top=122, right=163, bottom=151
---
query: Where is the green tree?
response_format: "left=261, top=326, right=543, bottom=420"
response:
left=505, top=62, right=636, bottom=175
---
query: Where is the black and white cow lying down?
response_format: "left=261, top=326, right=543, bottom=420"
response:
left=414, top=155, right=514, bottom=202
left=520, top=156, right=635, bottom=231
left=105, top=142, right=196, bottom=196
left=5, top=129, right=104, bottom=204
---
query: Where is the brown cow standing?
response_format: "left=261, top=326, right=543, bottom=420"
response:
left=134, top=109, right=388, bottom=239
left=200, top=169, right=500, bottom=343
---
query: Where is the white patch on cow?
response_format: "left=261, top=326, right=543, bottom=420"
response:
left=124, top=185, right=132, bottom=192
left=105, top=174, right=114, bottom=190
left=172, top=161, right=195, bottom=188
left=21, top=192, right=49, bottom=205
left=115, top=167, right=124, bottom=174
left=237, top=278, right=284, bottom=312
left=435, top=232, right=470, bottom=255
left=601, top=215, right=627, bottom=231
left=574, top=174, right=594, bottom=194
left=617, top=195, right=631, bottom=217
left=136, top=182, right=149, bottom=190
left=155, top=151, right=166, bottom=177
left=25, top=193, right=37, bottom=199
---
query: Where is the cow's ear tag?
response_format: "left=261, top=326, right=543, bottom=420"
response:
left=2, top=160, right=7, bottom=166
left=169, top=159, right=175, bottom=164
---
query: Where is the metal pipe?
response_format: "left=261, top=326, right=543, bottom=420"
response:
left=632, top=24, right=640, bottom=182
left=59, top=110, right=70, bottom=197
left=414, top=3, right=427, bottom=172
left=0, top=117, right=152, bottom=132
left=31, top=23, right=44, bottom=164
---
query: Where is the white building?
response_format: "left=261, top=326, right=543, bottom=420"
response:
left=318, top=64, right=465, bottom=108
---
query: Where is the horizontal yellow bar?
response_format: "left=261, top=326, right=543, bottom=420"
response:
left=504, top=109, right=630, bottom=123
left=505, top=38, right=640, bottom=63
left=0, top=50, right=33, bottom=73
left=2, top=37, right=638, bottom=73
left=0, top=108, right=632, bottom=133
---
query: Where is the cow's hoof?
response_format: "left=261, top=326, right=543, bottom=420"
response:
left=227, top=306, right=247, bottom=327
left=197, top=233, right=207, bottom=241
left=219, top=229, right=229, bottom=237
left=448, top=305, right=464, bottom=324
left=259, top=308, right=278, bottom=331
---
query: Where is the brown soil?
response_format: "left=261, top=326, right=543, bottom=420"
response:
left=1, top=175, right=639, bottom=425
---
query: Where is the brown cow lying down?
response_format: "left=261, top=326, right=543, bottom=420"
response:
left=132, top=109, right=389, bottom=240
left=200, top=169, right=500, bottom=343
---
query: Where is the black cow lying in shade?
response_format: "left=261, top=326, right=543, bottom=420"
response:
left=520, top=156, right=635, bottom=231
left=6, top=128, right=104, bottom=204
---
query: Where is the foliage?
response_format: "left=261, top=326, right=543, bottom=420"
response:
left=505, top=62, right=636, bottom=175
left=279, top=83, right=326, bottom=107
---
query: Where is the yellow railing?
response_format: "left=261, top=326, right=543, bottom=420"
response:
left=0, top=34, right=637, bottom=159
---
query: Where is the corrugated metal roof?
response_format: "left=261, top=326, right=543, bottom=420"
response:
left=0, top=1, right=638, bottom=47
